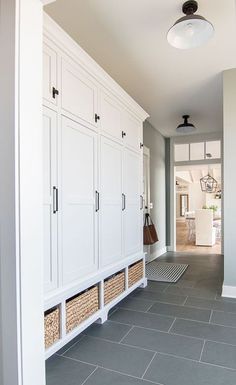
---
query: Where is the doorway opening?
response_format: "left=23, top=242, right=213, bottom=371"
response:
left=175, top=163, right=222, bottom=254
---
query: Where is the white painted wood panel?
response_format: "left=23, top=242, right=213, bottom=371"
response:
left=61, top=117, right=98, bottom=285
left=123, top=110, right=142, bottom=152
left=100, top=89, right=123, bottom=141
left=43, top=42, right=58, bottom=106
left=43, top=107, right=58, bottom=293
left=123, top=148, right=142, bottom=257
left=100, top=136, right=123, bottom=267
left=61, top=58, right=98, bottom=127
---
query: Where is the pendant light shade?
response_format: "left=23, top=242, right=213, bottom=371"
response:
left=167, top=1, right=214, bottom=49
left=176, top=115, right=196, bottom=134
left=200, top=174, right=218, bottom=193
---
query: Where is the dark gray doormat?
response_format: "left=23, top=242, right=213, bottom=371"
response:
left=146, top=262, right=189, bottom=283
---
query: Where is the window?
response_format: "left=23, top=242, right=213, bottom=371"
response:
left=190, top=142, right=204, bottom=161
left=175, top=144, right=189, bottom=162
left=206, top=141, right=221, bottom=159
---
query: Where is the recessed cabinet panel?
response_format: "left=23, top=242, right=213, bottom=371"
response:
left=100, top=137, right=123, bottom=267
left=43, top=107, right=58, bottom=293
left=123, top=149, right=142, bottom=257
left=43, top=43, right=58, bottom=105
left=100, top=90, right=123, bottom=141
left=206, top=141, right=221, bottom=159
left=123, top=111, right=142, bottom=152
left=61, top=58, right=98, bottom=127
left=61, top=117, right=98, bottom=285
left=190, top=142, right=205, bottom=161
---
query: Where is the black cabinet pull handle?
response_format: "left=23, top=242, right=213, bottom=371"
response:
left=95, top=190, right=100, bottom=212
left=95, top=113, right=100, bottom=123
left=122, top=131, right=126, bottom=138
left=122, top=193, right=126, bottom=211
left=140, top=143, right=144, bottom=149
left=53, top=186, right=58, bottom=213
left=140, top=195, right=144, bottom=210
left=52, top=87, right=59, bottom=99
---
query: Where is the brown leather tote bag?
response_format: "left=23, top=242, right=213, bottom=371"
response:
left=143, top=213, right=159, bottom=245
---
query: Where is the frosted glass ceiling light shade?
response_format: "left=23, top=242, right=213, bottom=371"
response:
left=167, top=1, right=214, bottom=49
left=176, top=115, right=196, bottom=134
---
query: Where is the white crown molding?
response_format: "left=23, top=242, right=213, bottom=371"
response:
left=43, top=12, right=149, bottom=122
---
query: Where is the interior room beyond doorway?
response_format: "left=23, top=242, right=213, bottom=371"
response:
left=176, top=164, right=221, bottom=254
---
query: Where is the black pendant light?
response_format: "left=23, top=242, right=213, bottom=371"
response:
left=200, top=174, right=218, bottom=193
left=176, top=115, right=196, bottom=134
left=167, top=1, right=214, bottom=49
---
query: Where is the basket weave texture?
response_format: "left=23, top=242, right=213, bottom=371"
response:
left=128, top=260, right=144, bottom=287
left=104, top=271, right=125, bottom=305
left=66, top=286, right=99, bottom=333
left=44, top=307, right=60, bottom=349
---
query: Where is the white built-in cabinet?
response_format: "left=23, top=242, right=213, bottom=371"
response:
left=43, top=15, right=148, bottom=356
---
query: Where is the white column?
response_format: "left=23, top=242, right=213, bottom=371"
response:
left=0, top=1, right=45, bottom=384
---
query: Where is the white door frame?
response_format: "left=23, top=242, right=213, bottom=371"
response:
left=0, top=1, right=55, bottom=385
left=143, top=146, right=151, bottom=260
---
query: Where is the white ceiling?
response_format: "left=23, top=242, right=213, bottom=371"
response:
left=176, top=164, right=221, bottom=184
left=45, top=0, right=236, bottom=137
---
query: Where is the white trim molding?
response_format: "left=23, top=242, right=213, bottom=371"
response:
left=222, top=285, right=236, bottom=299
left=41, top=0, right=56, bottom=4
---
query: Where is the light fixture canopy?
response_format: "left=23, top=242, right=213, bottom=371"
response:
left=167, top=1, right=214, bottom=49
left=176, top=115, right=196, bottom=134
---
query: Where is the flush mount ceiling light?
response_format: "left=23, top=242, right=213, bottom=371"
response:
left=176, top=115, right=196, bottom=134
left=167, top=1, right=214, bottom=49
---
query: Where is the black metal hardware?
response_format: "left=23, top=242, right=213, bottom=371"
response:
left=95, top=113, right=100, bottom=123
left=52, top=87, right=59, bottom=99
left=122, top=193, right=126, bottom=211
left=53, top=186, right=58, bottom=214
left=140, top=143, right=144, bottom=149
left=122, top=131, right=126, bottom=138
left=140, top=195, right=144, bottom=210
left=95, top=190, right=100, bottom=212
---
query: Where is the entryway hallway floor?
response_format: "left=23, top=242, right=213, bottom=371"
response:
left=46, top=252, right=236, bottom=385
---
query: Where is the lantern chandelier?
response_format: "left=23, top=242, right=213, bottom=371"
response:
left=200, top=173, right=218, bottom=193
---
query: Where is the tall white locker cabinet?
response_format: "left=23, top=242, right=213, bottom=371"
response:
left=43, top=14, right=149, bottom=358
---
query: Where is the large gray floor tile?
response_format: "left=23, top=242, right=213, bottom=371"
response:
left=145, top=281, right=170, bottom=292
left=148, top=302, right=211, bottom=322
left=144, top=353, right=236, bottom=385
left=211, top=311, right=236, bottom=327
left=46, top=355, right=95, bottom=385
left=57, top=334, right=84, bottom=355
left=171, top=318, right=236, bottom=345
left=110, top=308, right=174, bottom=331
left=64, top=335, right=154, bottom=377
left=185, top=297, right=236, bottom=313
left=165, top=286, right=216, bottom=300
left=172, top=279, right=195, bottom=288
left=84, top=367, right=159, bottom=385
left=132, top=289, right=187, bottom=305
left=117, top=296, right=155, bottom=312
left=84, top=320, right=132, bottom=342
left=201, top=341, right=236, bottom=370
left=122, top=326, right=203, bottom=360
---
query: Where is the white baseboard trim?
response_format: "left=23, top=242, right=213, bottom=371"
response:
left=166, top=246, right=174, bottom=252
left=149, top=247, right=167, bottom=262
left=222, top=285, right=236, bottom=298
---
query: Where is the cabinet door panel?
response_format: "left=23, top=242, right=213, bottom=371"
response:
left=61, top=117, right=98, bottom=285
left=61, top=59, right=98, bottom=127
left=123, top=111, right=142, bottom=152
left=123, top=149, right=142, bottom=257
left=100, top=137, right=123, bottom=267
left=100, top=90, right=123, bottom=141
left=43, top=43, right=57, bottom=106
left=43, top=107, right=58, bottom=293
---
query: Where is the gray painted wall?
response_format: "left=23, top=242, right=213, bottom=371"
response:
left=223, top=69, right=236, bottom=287
left=143, top=121, right=166, bottom=257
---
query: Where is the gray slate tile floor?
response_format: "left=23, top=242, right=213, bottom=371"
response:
left=46, top=252, right=236, bottom=385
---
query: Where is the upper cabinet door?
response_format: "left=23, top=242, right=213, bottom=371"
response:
left=123, top=148, right=142, bottom=258
left=61, top=116, right=98, bottom=285
left=99, top=136, right=123, bottom=268
left=122, top=111, right=142, bottom=152
left=61, top=58, right=98, bottom=128
left=43, top=43, right=58, bottom=106
left=43, top=106, right=58, bottom=293
left=100, top=90, right=123, bottom=141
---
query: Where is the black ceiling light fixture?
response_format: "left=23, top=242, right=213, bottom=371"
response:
left=176, top=115, right=196, bottom=134
left=200, top=173, right=218, bottom=193
left=167, top=1, right=214, bottom=49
